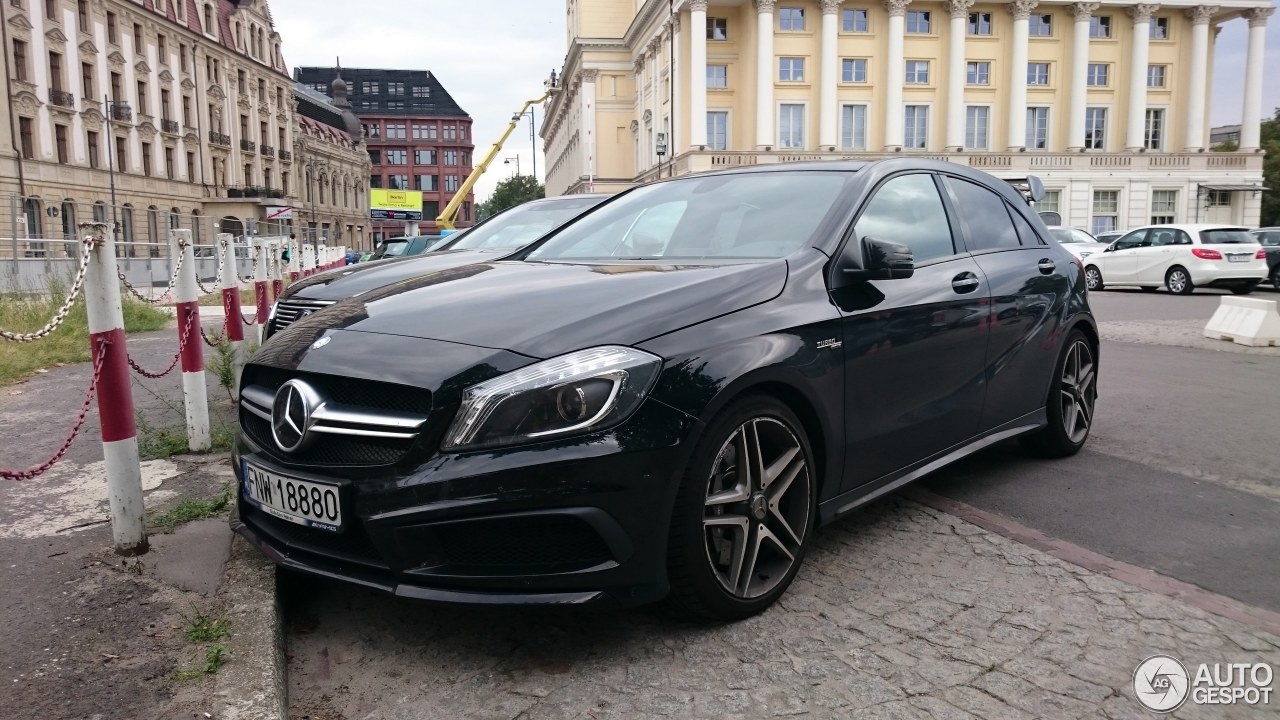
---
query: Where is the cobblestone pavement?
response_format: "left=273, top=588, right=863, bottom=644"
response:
left=285, top=498, right=1280, bottom=720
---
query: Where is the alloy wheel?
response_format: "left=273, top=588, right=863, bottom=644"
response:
left=1168, top=269, right=1189, bottom=294
left=703, top=418, right=811, bottom=600
left=1059, top=339, right=1096, bottom=445
left=1085, top=267, right=1101, bottom=291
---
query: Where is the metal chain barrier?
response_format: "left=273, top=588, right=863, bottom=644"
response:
left=195, top=240, right=228, bottom=296
left=127, top=309, right=196, bottom=379
left=118, top=245, right=185, bottom=305
left=0, top=336, right=108, bottom=480
left=201, top=325, right=226, bottom=348
left=0, top=237, right=94, bottom=342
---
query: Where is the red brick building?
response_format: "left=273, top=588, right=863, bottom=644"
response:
left=294, top=66, right=475, bottom=241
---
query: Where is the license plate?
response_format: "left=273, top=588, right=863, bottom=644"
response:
left=1228, top=254, right=1251, bottom=263
left=242, top=461, right=342, bottom=532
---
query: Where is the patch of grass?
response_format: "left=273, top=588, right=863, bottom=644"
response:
left=198, top=284, right=257, bottom=307
left=148, top=484, right=232, bottom=533
left=0, top=278, right=172, bottom=386
left=136, top=414, right=190, bottom=461
left=171, top=644, right=227, bottom=681
left=211, top=420, right=235, bottom=453
left=184, top=610, right=231, bottom=643
left=209, top=338, right=238, bottom=403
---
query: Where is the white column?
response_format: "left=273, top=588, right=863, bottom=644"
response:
left=1183, top=5, right=1217, bottom=151
left=945, top=0, right=975, bottom=150
left=1125, top=4, right=1158, bottom=150
left=581, top=70, right=598, bottom=179
left=755, top=0, right=777, bottom=149
left=883, top=0, right=910, bottom=149
left=1006, top=0, right=1037, bottom=150
left=1239, top=7, right=1274, bottom=151
left=690, top=0, right=709, bottom=148
left=1067, top=3, right=1097, bottom=150
left=819, top=0, right=841, bottom=150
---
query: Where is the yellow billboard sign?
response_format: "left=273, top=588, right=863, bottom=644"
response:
left=369, top=189, right=424, bottom=221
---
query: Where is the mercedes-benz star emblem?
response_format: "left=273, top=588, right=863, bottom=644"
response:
left=271, top=379, right=322, bottom=453
left=311, top=336, right=331, bottom=350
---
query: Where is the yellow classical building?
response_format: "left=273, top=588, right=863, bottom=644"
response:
left=543, top=0, right=1273, bottom=232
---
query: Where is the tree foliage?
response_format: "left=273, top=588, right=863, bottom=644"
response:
left=478, top=175, right=545, bottom=221
left=1261, top=107, right=1280, bottom=226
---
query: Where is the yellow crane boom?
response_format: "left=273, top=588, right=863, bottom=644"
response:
left=435, top=90, right=555, bottom=231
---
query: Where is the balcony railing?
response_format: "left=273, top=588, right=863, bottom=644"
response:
left=240, top=139, right=256, bottom=153
left=109, top=104, right=132, bottom=122
left=224, top=185, right=286, bottom=200
left=278, top=149, right=292, bottom=161
left=208, top=130, right=231, bottom=147
left=259, top=144, right=274, bottom=157
left=48, top=88, right=75, bottom=109
left=160, top=118, right=180, bottom=134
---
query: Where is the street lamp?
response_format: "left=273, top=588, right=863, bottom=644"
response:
left=513, top=108, right=537, bottom=181
left=503, top=156, right=520, bottom=177
left=104, top=96, right=132, bottom=233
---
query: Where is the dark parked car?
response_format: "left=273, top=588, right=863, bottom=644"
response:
left=1252, top=227, right=1280, bottom=289
left=369, top=234, right=447, bottom=261
left=234, top=160, right=1098, bottom=620
left=265, top=194, right=609, bottom=337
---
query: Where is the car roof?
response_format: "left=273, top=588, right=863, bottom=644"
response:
left=1128, top=223, right=1250, bottom=232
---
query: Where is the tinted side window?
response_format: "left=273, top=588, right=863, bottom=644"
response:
left=854, top=174, right=955, bottom=263
left=1258, top=231, right=1280, bottom=247
left=946, top=178, right=1021, bottom=251
left=1114, top=229, right=1149, bottom=250
left=1006, top=204, right=1047, bottom=245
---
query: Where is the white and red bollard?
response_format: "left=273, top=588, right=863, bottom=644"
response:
left=271, top=238, right=285, bottom=300
left=168, top=229, right=210, bottom=452
left=218, top=233, right=246, bottom=367
left=254, top=237, right=270, bottom=343
left=81, top=221, right=148, bottom=556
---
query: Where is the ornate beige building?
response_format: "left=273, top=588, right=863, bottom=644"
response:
left=1, top=0, right=369, bottom=254
left=543, top=0, right=1272, bottom=232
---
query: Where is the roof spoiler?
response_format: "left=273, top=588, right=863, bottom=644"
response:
left=1002, top=176, right=1046, bottom=204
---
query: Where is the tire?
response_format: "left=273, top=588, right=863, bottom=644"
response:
left=1019, top=329, right=1097, bottom=459
left=1139, top=286, right=1158, bottom=293
left=1272, top=268, right=1280, bottom=291
left=1165, top=266, right=1194, bottom=295
left=1230, top=280, right=1260, bottom=295
left=1084, top=266, right=1104, bottom=291
left=666, top=395, right=817, bottom=621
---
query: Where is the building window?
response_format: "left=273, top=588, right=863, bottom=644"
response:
left=1147, top=65, right=1166, bottom=88
left=87, top=130, right=100, bottom=168
left=77, top=0, right=88, bottom=31
left=1207, top=190, right=1231, bottom=207
left=161, top=89, right=172, bottom=121
left=132, top=23, right=142, bottom=52
left=203, top=4, right=213, bottom=34
left=905, top=60, right=929, bottom=84
left=443, top=124, right=458, bottom=141
left=415, top=174, right=438, bottom=191
left=369, top=174, right=382, bottom=189
left=904, top=105, right=929, bottom=148
left=707, top=17, right=728, bottom=40
left=157, top=34, right=166, bottom=62
left=386, top=149, right=407, bottom=165
left=1036, top=190, right=1061, bottom=214
left=779, top=57, right=805, bottom=82
left=180, top=44, right=188, bottom=72
left=367, top=149, right=381, bottom=164
left=387, top=123, right=406, bottom=139
left=115, top=136, right=126, bottom=171
left=110, top=71, right=121, bottom=102
left=187, top=151, right=195, bottom=180
left=964, top=106, right=989, bottom=149
left=1089, top=15, right=1111, bottom=38
left=444, top=174, right=460, bottom=192
left=1150, top=16, right=1169, bottom=39
left=840, top=104, right=867, bottom=150
left=966, top=61, right=990, bottom=85
left=164, top=146, right=174, bottom=178
left=1151, top=190, right=1177, bottom=224
left=1086, top=63, right=1109, bottom=86
left=361, top=81, right=379, bottom=94
left=706, top=111, right=728, bottom=150
left=80, top=62, right=94, bottom=99
left=1026, top=107, right=1050, bottom=149
left=779, top=7, right=805, bottom=31
left=412, top=85, right=430, bottom=98
left=135, top=80, right=147, bottom=115
left=461, top=151, right=471, bottom=166
left=842, top=58, right=867, bottom=83
left=444, top=149, right=459, bottom=166
left=842, top=8, right=868, bottom=32
left=1091, top=190, right=1119, bottom=235
left=1029, top=13, right=1052, bottom=36
left=414, top=149, right=436, bottom=164
left=363, top=123, right=381, bottom=138
left=12, top=39, right=28, bottom=82
left=1144, top=109, right=1164, bottom=150
left=1027, top=62, right=1049, bottom=86
left=107, top=12, right=118, bottom=44
left=779, top=103, right=805, bottom=149
left=142, top=142, right=153, bottom=176
left=1084, top=108, right=1106, bottom=149
left=906, top=10, right=931, bottom=33
left=707, top=64, right=727, bottom=88
left=388, top=174, right=408, bottom=190
left=54, top=124, right=68, bottom=163
left=968, top=12, right=992, bottom=35
left=49, top=51, right=64, bottom=91
left=387, top=81, right=405, bottom=96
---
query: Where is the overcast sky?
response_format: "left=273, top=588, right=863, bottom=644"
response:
left=270, top=0, right=1279, bottom=203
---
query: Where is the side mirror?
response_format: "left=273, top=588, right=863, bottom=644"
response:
left=840, top=237, right=915, bottom=284
left=1103, top=244, right=1116, bottom=252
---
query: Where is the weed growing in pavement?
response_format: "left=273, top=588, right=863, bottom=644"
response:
left=148, top=484, right=232, bottom=533
left=209, top=337, right=238, bottom=403
left=183, top=609, right=231, bottom=643
left=136, top=414, right=190, bottom=460
left=171, top=644, right=227, bottom=681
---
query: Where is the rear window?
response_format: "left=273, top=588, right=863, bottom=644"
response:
left=1199, top=228, right=1253, bottom=245
left=379, top=241, right=410, bottom=257
left=1255, top=231, right=1280, bottom=247
left=1049, top=228, right=1096, bottom=245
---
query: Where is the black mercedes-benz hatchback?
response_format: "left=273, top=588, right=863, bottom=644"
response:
left=233, top=159, right=1098, bottom=620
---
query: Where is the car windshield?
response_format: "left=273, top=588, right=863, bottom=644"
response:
left=1200, top=228, right=1253, bottom=244
left=448, top=197, right=605, bottom=250
left=1050, top=228, right=1097, bottom=244
left=378, top=240, right=410, bottom=257
left=526, top=172, right=852, bottom=261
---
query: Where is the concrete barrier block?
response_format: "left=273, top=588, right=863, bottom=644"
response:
left=1203, top=296, right=1280, bottom=347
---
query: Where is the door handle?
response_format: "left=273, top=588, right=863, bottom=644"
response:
left=952, top=272, right=980, bottom=293
left=1037, top=259, right=1056, bottom=274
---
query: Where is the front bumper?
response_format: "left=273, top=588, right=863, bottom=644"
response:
left=233, top=397, right=700, bottom=607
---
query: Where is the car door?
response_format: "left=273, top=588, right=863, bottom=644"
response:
left=1135, top=228, right=1187, bottom=284
left=835, top=172, right=990, bottom=488
left=1096, top=229, right=1149, bottom=283
left=942, top=175, right=1073, bottom=430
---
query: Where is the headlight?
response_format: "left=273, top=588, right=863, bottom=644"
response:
left=267, top=300, right=279, bottom=323
left=1079, top=250, right=1093, bottom=258
left=441, top=346, right=662, bottom=451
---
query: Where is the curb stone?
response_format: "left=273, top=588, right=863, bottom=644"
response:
left=214, top=529, right=288, bottom=720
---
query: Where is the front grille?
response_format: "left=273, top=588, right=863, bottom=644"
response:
left=271, top=298, right=335, bottom=334
left=247, top=366, right=431, bottom=415
left=431, top=515, right=614, bottom=573
left=241, top=410, right=409, bottom=466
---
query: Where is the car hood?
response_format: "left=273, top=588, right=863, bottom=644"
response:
left=281, top=248, right=511, bottom=301
left=279, top=259, right=788, bottom=359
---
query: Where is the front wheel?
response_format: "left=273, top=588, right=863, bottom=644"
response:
left=1084, top=266, right=1104, bottom=291
left=1231, top=280, right=1261, bottom=295
left=1166, top=266, right=1194, bottom=295
left=667, top=396, right=816, bottom=621
left=1020, top=330, right=1097, bottom=458
left=1272, top=268, right=1280, bottom=291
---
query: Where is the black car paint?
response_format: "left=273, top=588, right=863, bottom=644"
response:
left=234, top=159, right=1097, bottom=607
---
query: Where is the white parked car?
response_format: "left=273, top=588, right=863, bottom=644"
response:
left=1046, top=227, right=1111, bottom=261
left=1083, top=224, right=1268, bottom=295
